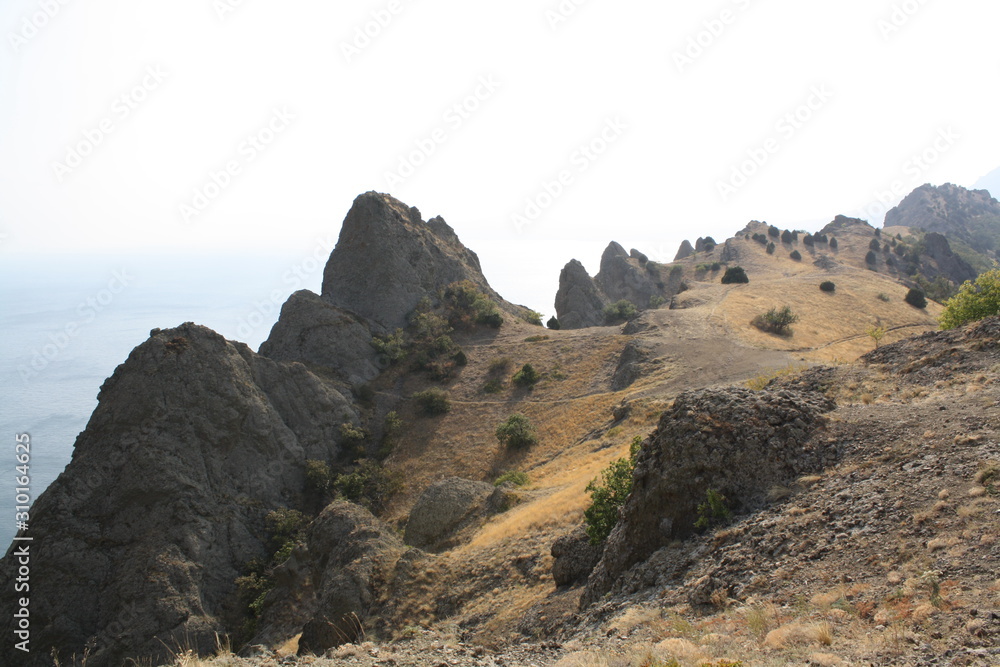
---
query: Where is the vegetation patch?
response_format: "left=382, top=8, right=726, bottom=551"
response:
left=819, top=281, right=836, bottom=293
left=495, top=413, right=538, bottom=450
left=751, top=306, right=799, bottom=336
left=940, top=269, right=1000, bottom=329
left=721, top=266, right=749, bottom=284
left=412, top=388, right=451, bottom=415
left=584, top=437, right=641, bottom=544
left=604, top=299, right=638, bottom=324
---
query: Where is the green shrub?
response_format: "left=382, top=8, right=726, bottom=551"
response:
left=413, top=388, right=450, bottom=415
left=442, top=280, right=504, bottom=328
left=694, top=489, right=732, bottom=532
left=905, top=287, right=928, bottom=310
left=829, top=237, right=838, bottom=250
left=940, top=270, right=1000, bottom=328
left=371, top=329, right=407, bottom=364
left=802, top=234, right=815, bottom=247
left=766, top=242, right=776, bottom=255
left=482, top=379, right=505, bottom=394
left=547, top=316, right=561, bottom=330
left=865, top=250, right=877, bottom=265
left=378, top=411, right=403, bottom=458
left=584, top=437, right=640, bottom=544
left=752, top=306, right=799, bottom=335
left=304, top=459, right=333, bottom=501
left=603, top=299, right=638, bottom=324
left=877, top=292, right=891, bottom=302
left=752, top=233, right=768, bottom=245
left=649, top=295, right=666, bottom=308
left=789, top=250, right=802, bottom=261
left=495, top=413, right=538, bottom=449
left=721, top=266, right=749, bottom=284
left=524, top=335, right=549, bottom=342
left=494, top=470, right=529, bottom=487
left=781, top=229, right=794, bottom=244
left=512, top=363, right=541, bottom=388
left=339, top=422, right=368, bottom=459
left=819, top=281, right=836, bottom=293
left=333, top=459, right=402, bottom=513
left=768, top=225, right=780, bottom=238
left=524, top=310, right=543, bottom=326
left=869, top=239, right=881, bottom=251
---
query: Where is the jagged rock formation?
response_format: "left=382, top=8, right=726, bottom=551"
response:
left=554, top=259, right=609, bottom=330
left=320, top=192, right=512, bottom=332
left=0, top=192, right=537, bottom=666
left=885, top=183, right=1000, bottom=257
left=583, top=386, right=835, bottom=605
left=554, top=242, right=684, bottom=330
left=920, top=231, right=977, bottom=284
left=254, top=502, right=404, bottom=653
left=0, top=324, right=360, bottom=666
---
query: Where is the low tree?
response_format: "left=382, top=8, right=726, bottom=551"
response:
left=866, top=324, right=887, bottom=349
left=940, top=270, right=1000, bottom=329
left=819, top=281, right=836, bottom=293
left=495, top=413, right=538, bottom=449
left=752, top=306, right=799, bottom=336
left=905, top=287, right=928, bottom=309
left=584, top=437, right=641, bottom=544
left=547, top=316, right=561, bottom=330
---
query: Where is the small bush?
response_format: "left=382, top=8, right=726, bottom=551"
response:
left=304, top=459, right=333, bottom=501
left=512, top=363, right=541, bottom=388
left=413, top=388, right=450, bottom=415
left=482, top=379, right=505, bottom=394
left=721, top=266, right=749, bottom=284
left=523, top=310, right=543, bottom=326
left=547, top=316, right=561, bottom=330
left=781, top=229, right=794, bottom=244
left=877, top=292, right=891, bottom=302
left=584, top=437, right=641, bottom=544
left=905, top=288, right=928, bottom=310
left=649, top=294, right=666, bottom=308
left=940, top=270, right=1000, bottom=328
left=829, top=237, right=838, bottom=250
left=865, top=250, right=877, bottom=265
left=334, top=459, right=402, bottom=513
left=603, top=299, right=638, bottom=324
left=752, top=233, right=768, bottom=245
left=869, top=239, right=881, bottom=251
left=819, top=281, right=836, bottom=293
left=768, top=225, right=780, bottom=238
left=802, top=234, right=815, bottom=247
left=378, top=411, right=403, bottom=458
left=789, top=250, right=802, bottom=261
left=694, top=489, right=732, bottom=531
left=442, top=280, right=503, bottom=329
left=494, top=470, right=529, bottom=487
left=752, top=306, right=799, bottom=336
left=371, top=329, right=407, bottom=364
left=766, top=242, right=776, bottom=255
left=495, top=413, right=538, bottom=449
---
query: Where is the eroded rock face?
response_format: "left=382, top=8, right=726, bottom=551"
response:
left=0, top=324, right=358, bottom=666
left=595, top=242, right=658, bottom=309
left=259, top=289, right=382, bottom=387
left=554, top=259, right=609, bottom=330
left=551, top=527, right=603, bottom=587
left=583, top=386, right=835, bottom=605
left=404, top=478, right=495, bottom=551
left=254, top=501, right=404, bottom=654
left=321, top=192, right=497, bottom=331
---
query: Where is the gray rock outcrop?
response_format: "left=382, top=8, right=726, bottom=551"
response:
left=254, top=501, right=404, bottom=654
left=674, top=240, right=695, bottom=261
left=554, top=259, right=609, bottom=330
left=321, top=192, right=499, bottom=331
left=583, top=386, right=835, bottom=605
left=595, top=242, right=658, bottom=308
left=259, top=289, right=382, bottom=386
left=404, top=478, right=495, bottom=550
left=551, top=527, right=603, bottom=587
left=0, top=323, right=359, bottom=666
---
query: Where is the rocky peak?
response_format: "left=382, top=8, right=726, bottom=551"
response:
left=321, top=192, right=496, bottom=332
left=674, top=240, right=695, bottom=261
left=885, top=183, right=1000, bottom=255
left=554, top=259, right=609, bottom=330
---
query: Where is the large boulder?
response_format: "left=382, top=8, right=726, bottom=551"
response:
left=595, top=242, right=658, bottom=309
left=321, top=192, right=501, bottom=331
left=554, top=259, right=609, bottom=330
left=404, top=478, right=495, bottom=550
left=583, top=386, right=835, bottom=605
left=0, top=323, right=359, bottom=666
left=254, top=501, right=404, bottom=654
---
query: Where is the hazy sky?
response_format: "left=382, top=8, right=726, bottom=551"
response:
left=2, top=0, right=999, bottom=313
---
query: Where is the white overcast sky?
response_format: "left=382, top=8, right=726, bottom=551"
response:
left=2, top=0, right=999, bottom=311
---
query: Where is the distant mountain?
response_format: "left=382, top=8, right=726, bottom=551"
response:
left=884, top=182, right=1000, bottom=275
left=974, top=166, right=1000, bottom=200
